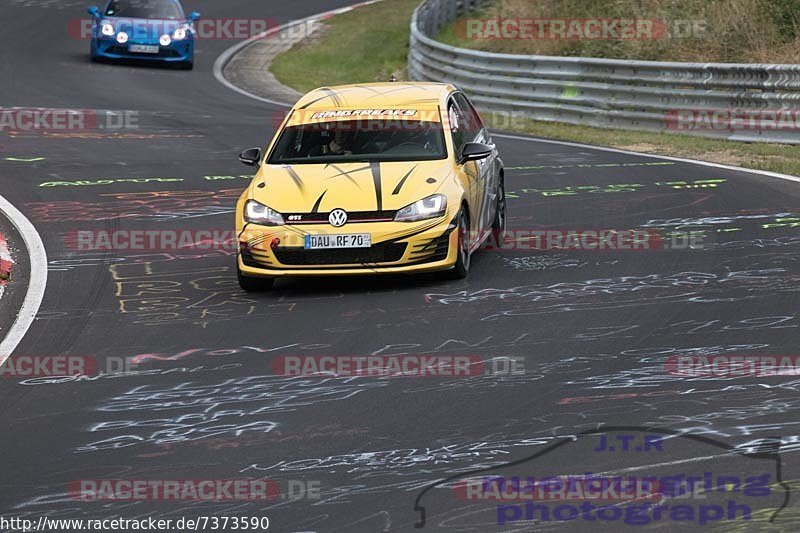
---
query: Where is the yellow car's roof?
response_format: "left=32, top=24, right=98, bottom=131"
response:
left=288, top=82, right=456, bottom=125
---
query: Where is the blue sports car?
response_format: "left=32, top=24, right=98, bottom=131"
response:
left=88, top=0, right=199, bottom=70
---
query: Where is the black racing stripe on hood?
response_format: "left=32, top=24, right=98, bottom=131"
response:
left=311, top=190, right=327, bottom=213
left=391, top=164, right=418, bottom=195
left=370, top=162, right=383, bottom=211
left=327, top=164, right=370, bottom=188
left=286, top=167, right=305, bottom=191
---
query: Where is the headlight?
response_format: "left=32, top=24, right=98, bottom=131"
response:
left=172, top=27, right=187, bottom=40
left=101, top=23, right=115, bottom=36
left=116, top=31, right=128, bottom=44
left=394, top=194, right=447, bottom=222
left=245, top=200, right=285, bottom=226
left=159, top=34, right=172, bottom=46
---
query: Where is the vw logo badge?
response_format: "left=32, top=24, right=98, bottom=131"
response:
left=328, top=209, right=348, bottom=227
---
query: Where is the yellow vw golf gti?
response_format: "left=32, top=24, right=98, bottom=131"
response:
left=235, top=82, right=506, bottom=290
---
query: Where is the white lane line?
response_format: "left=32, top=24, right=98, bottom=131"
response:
left=494, top=133, right=800, bottom=184
left=213, top=1, right=383, bottom=107
left=0, top=194, right=47, bottom=366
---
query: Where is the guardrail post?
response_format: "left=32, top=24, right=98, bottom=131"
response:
left=433, top=0, right=442, bottom=33
left=423, top=2, right=433, bottom=35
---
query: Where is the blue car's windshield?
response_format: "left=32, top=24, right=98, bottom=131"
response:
left=105, top=0, right=183, bottom=19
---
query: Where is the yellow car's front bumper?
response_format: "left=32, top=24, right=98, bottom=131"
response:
left=237, top=216, right=458, bottom=277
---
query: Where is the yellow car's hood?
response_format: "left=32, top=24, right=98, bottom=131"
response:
left=251, top=161, right=452, bottom=213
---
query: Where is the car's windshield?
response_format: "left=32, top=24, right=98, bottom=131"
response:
left=267, top=119, right=448, bottom=164
left=105, top=0, right=183, bottom=19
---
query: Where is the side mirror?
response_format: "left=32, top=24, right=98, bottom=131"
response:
left=87, top=6, right=101, bottom=18
left=189, top=11, right=201, bottom=21
left=459, top=142, right=493, bottom=164
left=239, top=147, right=262, bottom=166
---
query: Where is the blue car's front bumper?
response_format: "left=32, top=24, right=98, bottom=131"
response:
left=91, top=36, right=194, bottom=63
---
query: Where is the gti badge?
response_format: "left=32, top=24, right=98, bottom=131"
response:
left=328, top=209, right=348, bottom=227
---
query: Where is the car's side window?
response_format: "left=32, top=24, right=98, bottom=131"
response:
left=448, top=98, right=470, bottom=159
left=453, top=93, right=485, bottom=142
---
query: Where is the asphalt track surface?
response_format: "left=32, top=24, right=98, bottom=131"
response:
left=1, top=1, right=800, bottom=532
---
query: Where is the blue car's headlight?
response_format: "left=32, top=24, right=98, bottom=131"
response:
left=101, top=23, right=115, bottom=36
left=395, top=194, right=447, bottom=222
left=172, top=27, right=188, bottom=40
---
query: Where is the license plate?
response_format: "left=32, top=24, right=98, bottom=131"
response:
left=304, top=234, right=371, bottom=249
left=129, top=44, right=159, bottom=54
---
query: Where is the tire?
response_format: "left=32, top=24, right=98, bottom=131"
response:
left=237, top=259, right=274, bottom=292
left=177, top=61, right=194, bottom=70
left=492, top=176, right=507, bottom=233
left=443, top=208, right=470, bottom=280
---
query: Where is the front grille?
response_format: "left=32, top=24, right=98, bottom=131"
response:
left=274, top=243, right=407, bottom=266
left=106, top=45, right=182, bottom=58
left=283, top=210, right=397, bottom=224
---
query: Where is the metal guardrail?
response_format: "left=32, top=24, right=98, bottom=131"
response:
left=408, top=0, right=800, bottom=143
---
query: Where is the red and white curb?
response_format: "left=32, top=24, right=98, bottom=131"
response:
left=0, top=194, right=47, bottom=366
left=0, top=232, right=12, bottom=290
